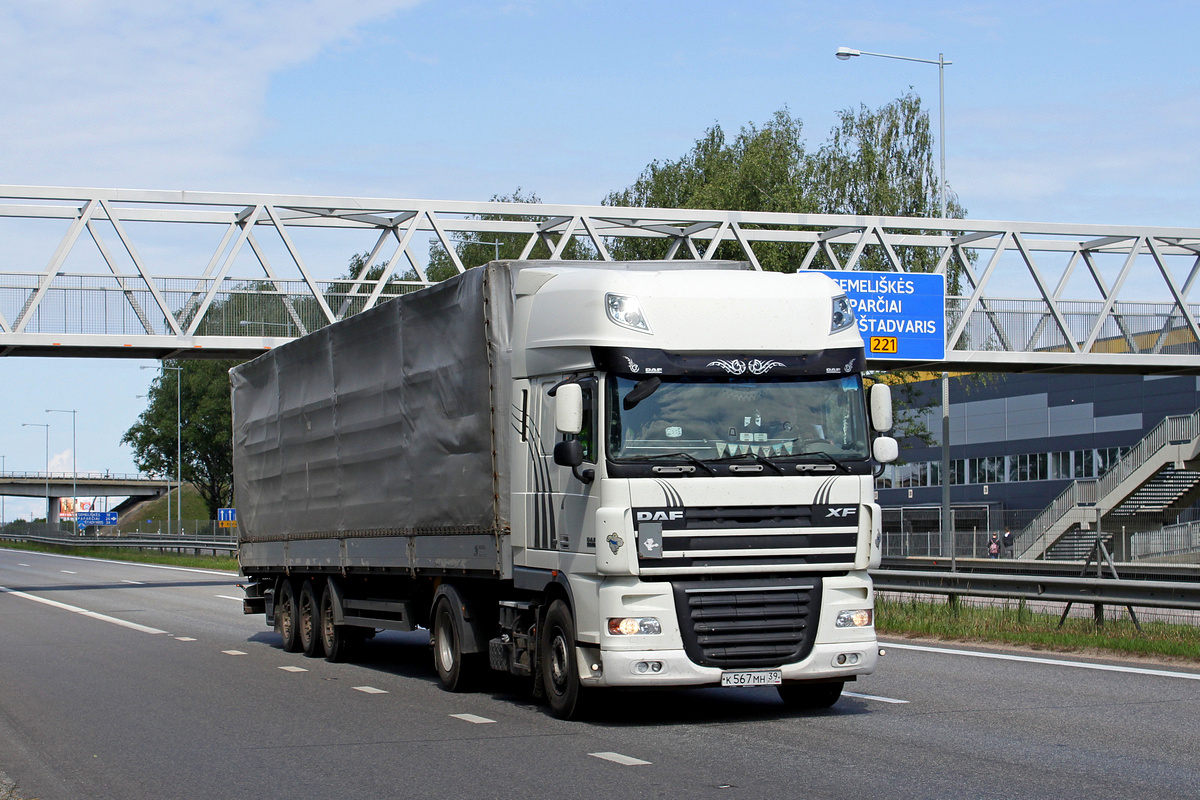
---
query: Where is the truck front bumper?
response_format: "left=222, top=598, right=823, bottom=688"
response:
left=584, top=638, right=878, bottom=688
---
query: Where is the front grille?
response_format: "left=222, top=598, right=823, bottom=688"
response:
left=635, top=504, right=859, bottom=574
left=671, top=577, right=822, bottom=669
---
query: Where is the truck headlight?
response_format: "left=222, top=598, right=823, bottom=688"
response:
left=835, top=609, right=873, bottom=628
left=608, top=617, right=662, bottom=635
left=831, top=294, right=855, bottom=333
left=606, top=293, right=651, bottom=333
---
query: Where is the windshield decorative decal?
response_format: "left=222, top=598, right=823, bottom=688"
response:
left=594, top=346, right=865, bottom=378
left=707, top=358, right=786, bottom=376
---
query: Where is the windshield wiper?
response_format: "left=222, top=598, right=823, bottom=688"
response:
left=709, top=450, right=785, bottom=475
left=622, top=377, right=662, bottom=411
left=793, top=450, right=853, bottom=474
left=622, top=451, right=717, bottom=476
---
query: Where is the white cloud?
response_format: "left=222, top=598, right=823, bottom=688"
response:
left=48, top=449, right=75, bottom=473
left=0, top=0, right=422, bottom=188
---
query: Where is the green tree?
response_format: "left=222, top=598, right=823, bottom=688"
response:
left=427, top=188, right=596, bottom=277
left=122, top=360, right=241, bottom=520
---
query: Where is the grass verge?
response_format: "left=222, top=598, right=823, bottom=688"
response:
left=1, top=538, right=238, bottom=572
left=878, top=596, right=1200, bottom=662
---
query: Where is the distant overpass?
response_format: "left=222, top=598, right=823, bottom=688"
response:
left=1, top=185, right=1199, bottom=374
left=0, top=471, right=168, bottom=523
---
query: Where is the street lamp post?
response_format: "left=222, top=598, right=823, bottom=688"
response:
left=46, top=408, right=77, bottom=532
left=1, top=454, right=5, bottom=530
left=22, top=423, right=50, bottom=527
left=141, top=363, right=184, bottom=535
left=835, top=46, right=951, bottom=219
left=837, top=44, right=955, bottom=563
left=477, top=240, right=503, bottom=262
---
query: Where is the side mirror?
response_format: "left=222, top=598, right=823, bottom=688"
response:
left=869, top=383, right=893, bottom=432
left=872, top=436, right=898, bottom=464
left=555, top=382, right=583, bottom=434
left=553, top=439, right=584, bottom=468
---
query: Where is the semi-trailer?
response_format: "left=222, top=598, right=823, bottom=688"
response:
left=234, top=259, right=897, bottom=719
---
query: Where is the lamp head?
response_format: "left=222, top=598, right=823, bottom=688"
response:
left=835, top=46, right=860, bottom=60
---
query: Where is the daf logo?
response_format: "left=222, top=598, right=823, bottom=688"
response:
left=636, top=510, right=685, bottom=522
left=825, top=507, right=856, bottom=517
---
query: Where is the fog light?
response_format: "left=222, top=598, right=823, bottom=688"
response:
left=631, top=660, right=665, bottom=675
left=835, top=608, right=873, bottom=628
left=833, top=652, right=862, bottom=668
left=608, top=617, right=662, bottom=635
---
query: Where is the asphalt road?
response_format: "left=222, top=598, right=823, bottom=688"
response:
left=1, top=547, right=1198, bottom=800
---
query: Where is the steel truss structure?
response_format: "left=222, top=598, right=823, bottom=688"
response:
left=2, top=185, right=1199, bottom=373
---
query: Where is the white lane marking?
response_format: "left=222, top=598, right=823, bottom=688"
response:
left=450, top=713, right=496, bottom=724
left=17, top=563, right=29, bottom=567
left=278, top=666, right=308, bottom=673
left=175, top=637, right=197, bottom=641
left=222, top=650, right=247, bottom=656
left=215, top=595, right=243, bottom=601
left=0, top=547, right=237, bottom=576
left=844, top=691, right=909, bottom=704
left=886, top=642, right=1200, bottom=681
left=0, top=584, right=167, bottom=635
left=353, top=686, right=388, bottom=694
left=590, top=752, right=651, bottom=766
left=121, top=580, right=144, bottom=585
left=60, top=570, right=77, bottom=574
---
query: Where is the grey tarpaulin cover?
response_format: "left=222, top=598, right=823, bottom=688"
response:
left=231, top=264, right=513, bottom=544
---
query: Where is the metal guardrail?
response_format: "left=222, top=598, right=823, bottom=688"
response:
left=0, top=532, right=237, bottom=555
left=872, top=557, right=1200, bottom=611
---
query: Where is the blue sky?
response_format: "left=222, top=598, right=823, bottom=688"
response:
left=1, top=0, right=1197, bottom=521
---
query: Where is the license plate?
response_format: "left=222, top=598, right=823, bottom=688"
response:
left=720, top=670, right=782, bottom=687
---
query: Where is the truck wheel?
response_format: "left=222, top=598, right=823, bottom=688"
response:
left=431, top=596, right=475, bottom=692
left=275, top=578, right=301, bottom=653
left=777, top=680, right=844, bottom=710
left=298, top=579, right=324, bottom=658
left=320, top=581, right=353, bottom=663
left=541, top=599, right=588, bottom=719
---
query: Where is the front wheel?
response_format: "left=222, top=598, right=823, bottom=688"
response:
left=777, top=680, right=844, bottom=710
left=541, top=599, right=588, bottom=720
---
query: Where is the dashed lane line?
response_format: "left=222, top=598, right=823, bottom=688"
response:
left=0, top=584, right=167, bottom=635
left=450, top=713, right=496, bottom=724
left=215, top=595, right=243, bottom=601
left=60, top=570, right=77, bottom=574
left=279, top=666, right=308, bottom=673
left=222, top=650, right=248, bottom=656
left=844, top=691, right=909, bottom=704
left=590, top=752, right=651, bottom=766
left=885, top=642, right=1200, bottom=681
left=175, top=637, right=197, bottom=641
left=353, top=686, right=388, bottom=694
left=121, top=579, right=144, bottom=585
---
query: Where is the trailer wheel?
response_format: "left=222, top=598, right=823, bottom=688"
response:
left=542, top=599, right=587, bottom=719
left=319, top=581, right=354, bottom=663
left=275, top=578, right=301, bottom=653
left=298, top=579, right=324, bottom=658
left=431, top=596, right=474, bottom=692
left=777, top=680, right=844, bottom=710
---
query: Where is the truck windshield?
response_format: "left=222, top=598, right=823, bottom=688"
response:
left=607, top=374, right=870, bottom=462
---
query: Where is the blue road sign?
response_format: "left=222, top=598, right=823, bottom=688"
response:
left=820, top=271, right=946, bottom=361
left=218, top=508, right=237, bottom=522
left=77, top=511, right=118, bottom=526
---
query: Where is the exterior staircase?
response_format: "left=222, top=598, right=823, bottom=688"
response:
left=1016, top=410, right=1200, bottom=560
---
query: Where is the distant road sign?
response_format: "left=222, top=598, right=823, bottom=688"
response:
left=218, top=508, right=238, bottom=528
left=77, top=511, right=118, bottom=526
left=820, top=271, right=946, bottom=361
